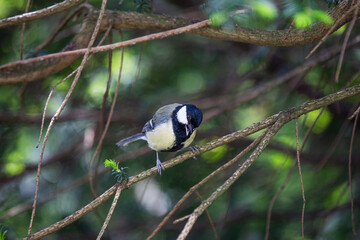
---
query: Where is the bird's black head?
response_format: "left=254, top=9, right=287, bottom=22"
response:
left=184, top=104, right=202, bottom=129
left=173, top=104, right=202, bottom=136
left=167, top=104, right=202, bottom=152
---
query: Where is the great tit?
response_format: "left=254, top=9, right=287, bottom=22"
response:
left=117, top=103, right=203, bottom=174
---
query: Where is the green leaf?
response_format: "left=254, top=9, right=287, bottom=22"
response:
left=0, top=226, right=7, bottom=240
left=104, top=159, right=118, bottom=170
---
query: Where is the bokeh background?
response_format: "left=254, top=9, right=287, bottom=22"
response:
left=0, top=0, right=359, bottom=239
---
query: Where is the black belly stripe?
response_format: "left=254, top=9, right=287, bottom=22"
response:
left=161, top=142, right=184, bottom=152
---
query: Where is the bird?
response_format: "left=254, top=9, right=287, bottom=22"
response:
left=116, top=103, right=203, bottom=174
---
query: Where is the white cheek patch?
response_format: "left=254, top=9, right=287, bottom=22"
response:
left=176, top=106, right=188, bottom=125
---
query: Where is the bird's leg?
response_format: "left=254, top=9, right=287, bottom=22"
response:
left=156, top=151, right=165, bottom=174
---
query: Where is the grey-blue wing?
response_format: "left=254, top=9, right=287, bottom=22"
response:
left=142, top=103, right=181, bottom=132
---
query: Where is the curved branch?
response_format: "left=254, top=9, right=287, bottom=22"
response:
left=25, top=82, right=360, bottom=240
left=0, top=0, right=85, bottom=29
left=0, top=0, right=359, bottom=85
left=106, top=0, right=358, bottom=46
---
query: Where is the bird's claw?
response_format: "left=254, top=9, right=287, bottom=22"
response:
left=189, top=145, right=200, bottom=159
left=156, top=159, right=165, bottom=175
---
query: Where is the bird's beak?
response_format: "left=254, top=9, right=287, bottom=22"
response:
left=185, top=124, right=194, bottom=136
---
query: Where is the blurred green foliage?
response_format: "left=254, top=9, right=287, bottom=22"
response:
left=0, top=0, right=24, bottom=18
left=294, top=8, right=333, bottom=28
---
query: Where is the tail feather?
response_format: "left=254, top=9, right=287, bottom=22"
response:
left=116, top=133, right=146, bottom=147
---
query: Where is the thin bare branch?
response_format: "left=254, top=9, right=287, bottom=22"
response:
left=349, top=105, right=360, bottom=119
left=96, top=184, right=122, bottom=240
left=295, top=119, right=306, bottom=240
left=194, top=191, right=220, bottom=240
left=89, top=28, right=122, bottom=198
left=35, top=69, right=78, bottom=148
left=0, top=0, right=85, bottom=29
left=348, top=110, right=358, bottom=236
left=20, top=0, right=32, bottom=60
left=334, top=1, right=359, bottom=82
left=36, top=22, right=113, bottom=148
left=173, top=215, right=191, bottom=224
left=264, top=108, right=321, bottom=240
left=316, top=119, right=350, bottom=171
left=34, top=4, right=92, bottom=54
left=265, top=161, right=297, bottom=240
left=2, top=19, right=210, bottom=68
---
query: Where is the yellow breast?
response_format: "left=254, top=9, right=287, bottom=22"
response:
left=145, top=121, right=176, bottom=151
left=182, top=130, right=196, bottom=148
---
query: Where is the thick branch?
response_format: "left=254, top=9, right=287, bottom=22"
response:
left=0, top=0, right=359, bottom=85
left=102, top=0, right=358, bottom=46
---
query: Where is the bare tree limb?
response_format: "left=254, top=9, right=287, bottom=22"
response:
left=0, top=0, right=359, bottom=85
left=0, top=0, right=85, bottom=29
